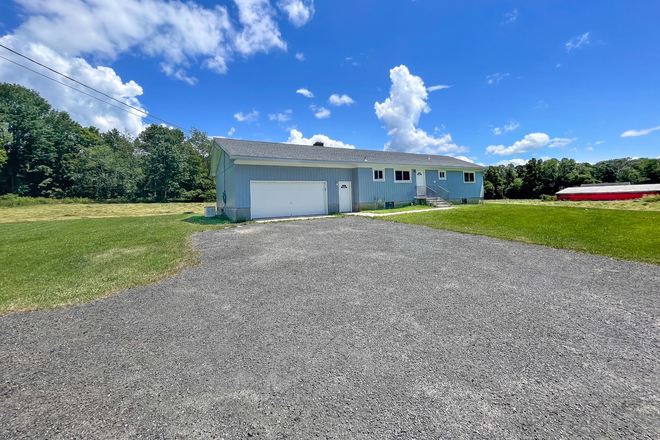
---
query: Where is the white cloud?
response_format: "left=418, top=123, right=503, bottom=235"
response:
left=286, top=129, right=354, bottom=149
left=296, top=88, right=314, bottom=98
left=0, top=36, right=145, bottom=134
left=566, top=32, right=591, bottom=52
left=486, top=133, right=550, bottom=156
left=493, top=121, right=520, bottom=135
left=548, top=137, right=577, bottom=148
left=535, top=100, right=549, bottom=109
left=621, top=126, right=660, bottom=137
left=585, top=146, right=593, bottom=151
left=374, top=65, right=466, bottom=155
left=276, top=0, right=315, bottom=27
left=427, top=85, right=451, bottom=92
left=494, top=158, right=528, bottom=166
left=455, top=156, right=474, bottom=163
left=486, top=133, right=576, bottom=156
left=595, top=141, right=604, bottom=145
left=487, top=73, right=509, bottom=84
left=556, top=63, right=562, bottom=68
left=501, top=9, right=519, bottom=25
left=328, top=94, right=354, bottom=106
left=295, top=52, right=305, bottom=61
left=234, top=109, right=259, bottom=122
left=228, top=127, right=235, bottom=136
left=311, top=106, right=330, bottom=119
left=539, top=156, right=552, bottom=161
left=268, top=109, right=292, bottom=122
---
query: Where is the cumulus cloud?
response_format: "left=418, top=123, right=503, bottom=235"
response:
left=487, top=73, right=509, bottom=84
left=493, top=121, right=520, bottom=135
left=427, top=85, right=451, bottom=92
left=295, top=52, right=305, bottom=61
left=277, top=0, right=315, bottom=27
left=234, top=109, right=259, bottom=122
left=455, top=156, right=474, bottom=163
left=268, top=109, right=292, bottom=122
left=286, top=129, right=354, bottom=148
left=494, top=158, right=528, bottom=166
left=296, top=88, right=314, bottom=98
left=486, top=133, right=576, bottom=156
left=374, top=65, right=466, bottom=155
left=501, top=9, right=519, bottom=25
left=328, top=94, right=354, bottom=106
left=310, top=105, right=330, bottom=119
left=0, top=36, right=145, bottom=134
left=566, top=32, right=591, bottom=52
left=228, top=127, right=235, bottom=136
left=621, top=126, right=660, bottom=137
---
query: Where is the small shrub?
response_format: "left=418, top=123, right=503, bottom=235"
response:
left=0, top=194, right=96, bottom=208
left=640, top=194, right=660, bottom=204
left=540, top=195, right=558, bottom=202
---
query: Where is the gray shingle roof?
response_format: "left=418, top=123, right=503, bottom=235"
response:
left=213, top=138, right=485, bottom=169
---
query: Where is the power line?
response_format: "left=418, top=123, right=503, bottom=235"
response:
left=0, top=44, right=192, bottom=133
left=0, top=54, right=169, bottom=129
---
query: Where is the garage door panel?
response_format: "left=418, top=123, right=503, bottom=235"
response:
left=250, top=181, right=327, bottom=219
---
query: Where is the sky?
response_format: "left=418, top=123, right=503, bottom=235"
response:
left=0, top=0, right=658, bottom=166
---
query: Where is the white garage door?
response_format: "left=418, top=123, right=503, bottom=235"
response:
left=250, top=181, right=328, bottom=219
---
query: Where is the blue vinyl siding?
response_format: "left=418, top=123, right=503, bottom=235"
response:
left=215, top=150, right=235, bottom=208
left=357, top=167, right=416, bottom=203
left=234, top=164, right=353, bottom=208
left=424, top=169, right=483, bottom=200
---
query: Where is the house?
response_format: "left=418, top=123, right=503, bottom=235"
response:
left=210, top=138, right=485, bottom=221
left=556, top=182, right=660, bottom=201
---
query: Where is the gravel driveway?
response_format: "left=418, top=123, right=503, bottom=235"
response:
left=1, top=216, right=659, bottom=439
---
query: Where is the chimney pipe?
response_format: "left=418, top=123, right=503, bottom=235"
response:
left=313, top=141, right=324, bottom=147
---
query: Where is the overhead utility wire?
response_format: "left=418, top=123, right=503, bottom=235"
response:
left=0, top=44, right=191, bottom=133
left=0, top=55, right=168, bottom=128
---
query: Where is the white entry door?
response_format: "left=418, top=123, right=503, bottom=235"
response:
left=338, top=181, right=352, bottom=212
left=250, top=181, right=327, bottom=219
left=415, top=170, right=426, bottom=197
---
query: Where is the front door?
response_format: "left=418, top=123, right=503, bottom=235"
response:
left=415, top=170, right=426, bottom=197
left=338, top=181, right=352, bottom=212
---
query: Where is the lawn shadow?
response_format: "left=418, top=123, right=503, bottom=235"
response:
left=183, top=215, right=232, bottom=225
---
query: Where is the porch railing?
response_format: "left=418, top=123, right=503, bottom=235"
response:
left=416, top=185, right=450, bottom=203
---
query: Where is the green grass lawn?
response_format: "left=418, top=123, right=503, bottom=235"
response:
left=361, top=204, right=441, bottom=214
left=380, top=204, right=660, bottom=265
left=0, top=214, right=230, bottom=314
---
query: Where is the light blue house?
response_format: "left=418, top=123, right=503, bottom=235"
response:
left=211, top=138, right=485, bottom=221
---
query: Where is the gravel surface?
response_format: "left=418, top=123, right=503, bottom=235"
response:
left=1, top=216, right=659, bottom=439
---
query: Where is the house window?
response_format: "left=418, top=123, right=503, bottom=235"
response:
left=464, top=172, right=476, bottom=183
left=395, top=170, right=411, bottom=182
left=438, top=170, right=446, bottom=180
left=373, top=169, right=385, bottom=181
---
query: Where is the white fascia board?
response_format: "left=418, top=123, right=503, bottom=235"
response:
left=232, top=156, right=485, bottom=170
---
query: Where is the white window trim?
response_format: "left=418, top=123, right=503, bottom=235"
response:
left=394, top=169, right=412, bottom=183
left=463, top=171, right=476, bottom=183
left=438, top=170, right=447, bottom=180
left=372, top=168, right=385, bottom=182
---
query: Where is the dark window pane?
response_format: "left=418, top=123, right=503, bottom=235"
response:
left=403, top=171, right=410, bottom=180
left=396, top=171, right=402, bottom=180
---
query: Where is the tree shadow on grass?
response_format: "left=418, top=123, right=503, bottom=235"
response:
left=183, top=215, right=232, bottom=225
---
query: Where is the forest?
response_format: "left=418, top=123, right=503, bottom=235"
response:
left=1, top=82, right=658, bottom=202
left=0, top=83, right=215, bottom=202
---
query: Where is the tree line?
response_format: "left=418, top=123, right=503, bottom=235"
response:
left=0, top=83, right=215, bottom=202
left=484, top=157, right=660, bottom=199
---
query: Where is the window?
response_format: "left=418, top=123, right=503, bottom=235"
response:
left=373, top=169, right=385, bottom=181
left=438, top=170, right=446, bottom=180
left=395, top=170, right=411, bottom=182
left=464, top=172, right=476, bottom=183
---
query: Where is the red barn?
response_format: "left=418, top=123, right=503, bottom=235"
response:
left=556, top=183, right=660, bottom=201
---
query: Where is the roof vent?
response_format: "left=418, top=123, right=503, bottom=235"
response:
left=313, top=141, right=324, bottom=147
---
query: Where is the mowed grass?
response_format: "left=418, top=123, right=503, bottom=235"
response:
left=0, top=202, right=212, bottom=223
left=380, top=204, right=660, bottom=265
left=486, top=195, right=660, bottom=211
left=0, top=214, right=230, bottom=314
left=361, top=205, right=440, bottom=214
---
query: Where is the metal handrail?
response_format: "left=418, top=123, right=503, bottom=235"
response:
left=425, top=186, right=438, bottom=198
left=436, top=185, right=450, bottom=202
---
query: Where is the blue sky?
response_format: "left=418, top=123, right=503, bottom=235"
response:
left=1, top=0, right=658, bottom=165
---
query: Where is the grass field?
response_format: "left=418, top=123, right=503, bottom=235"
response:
left=380, top=204, right=660, bottom=265
left=0, top=202, right=211, bottom=223
left=0, top=210, right=229, bottom=314
left=486, top=196, right=660, bottom=211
